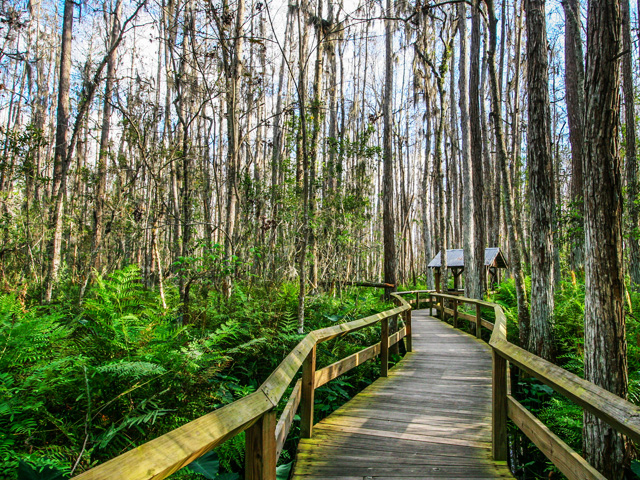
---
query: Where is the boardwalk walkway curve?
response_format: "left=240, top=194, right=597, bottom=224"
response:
left=292, top=308, right=513, bottom=479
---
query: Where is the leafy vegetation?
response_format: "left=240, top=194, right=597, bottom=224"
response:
left=488, top=277, right=640, bottom=479
left=0, top=266, right=400, bottom=479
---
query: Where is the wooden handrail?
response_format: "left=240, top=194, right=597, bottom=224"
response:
left=72, top=293, right=413, bottom=480
left=429, top=291, right=640, bottom=479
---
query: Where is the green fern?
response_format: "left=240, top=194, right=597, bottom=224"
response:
left=96, top=361, right=166, bottom=380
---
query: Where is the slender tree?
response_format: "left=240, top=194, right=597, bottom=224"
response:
left=561, top=0, right=585, bottom=273
left=458, top=2, right=474, bottom=298
left=621, top=0, right=640, bottom=286
left=382, top=0, right=397, bottom=295
left=469, top=0, right=485, bottom=299
left=45, top=0, right=74, bottom=303
left=296, top=0, right=311, bottom=333
left=484, top=0, right=531, bottom=346
left=92, top=0, right=123, bottom=274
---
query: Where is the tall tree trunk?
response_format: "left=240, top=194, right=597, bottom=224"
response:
left=92, top=0, right=122, bottom=274
left=485, top=0, right=531, bottom=346
left=296, top=0, right=311, bottom=333
left=45, top=0, right=74, bottom=303
left=621, top=0, right=640, bottom=286
left=562, top=0, right=586, bottom=273
left=422, top=98, right=433, bottom=290
left=224, top=0, right=245, bottom=261
left=470, top=0, right=485, bottom=299
left=382, top=0, right=397, bottom=295
left=526, top=0, right=555, bottom=360
left=309, top=0, right=325, bottom=293
left=458, top=3, right=473, bottom=298
left=449, top=49, right=461, bottom=249
left=582, top=1, right=630, bottom=476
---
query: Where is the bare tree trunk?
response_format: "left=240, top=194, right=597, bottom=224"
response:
left=297, top=0, right=311, bottom=333
left=485, top=0, right=531, bottom=346
left=422, top=98, right=433, bottom=290
left=224, top=0, right=245, bottom=261
left=450, top=57, right=461, bottom=249
left=562, top=0, right=585, bottom=273
left=509, top=0, right=530, bottom=269
left=383, top=0, right=397, bottom=296
left=325, top=3, right=339, bottom=197
left=526, top=0, right=554, bottom=360
left=92, top=0, right=122, bottom=274
left=582, top=1, right=631, bottom=476
left=309, top=0, right=326, bottom=293
left=458, top=3, right=473, bottom=297
left=621, top=0, right=640, bottom=286
left=45, top=0, right=74, bottom=303
left=470, top=0, right=485, bottom=299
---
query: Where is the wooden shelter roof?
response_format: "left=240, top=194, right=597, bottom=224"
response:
left=427, top=248, right=508, bottom=269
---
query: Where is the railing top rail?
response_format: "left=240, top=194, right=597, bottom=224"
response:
left=73, top=293, right=412, bottom=480
left=395, top=289, right=435, bottom=295
left=430, top=292, right=494, bottom=308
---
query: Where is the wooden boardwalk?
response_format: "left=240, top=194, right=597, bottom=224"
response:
left=291, top=309, right=514, bottom=480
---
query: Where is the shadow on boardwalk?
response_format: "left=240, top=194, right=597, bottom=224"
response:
left=291, top=309, right=514, bottom=480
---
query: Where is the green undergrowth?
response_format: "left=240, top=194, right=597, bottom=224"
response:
left=487, top=276, right=640, bottom=479
left=0, top=266, right=403, bottom=479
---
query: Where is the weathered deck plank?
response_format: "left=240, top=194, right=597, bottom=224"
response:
left=291, top=309, right=514, bottom=480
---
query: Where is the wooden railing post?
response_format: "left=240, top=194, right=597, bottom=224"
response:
left=453, top=299, right=458, bottom=329
left=492, top=349, right=508, bottom=461
left=405, top=308, right=412, bottom=352
left=245, top=410, right=277, bottom=480
left=476, top=303, right=482, bottom=339
left=381, top=317, right=389, bottom=377
left=300, top=345, right=316, bottom=438
left=443, top=297, right=448, bottom=323
left=416, top=292, right=420, bottom=309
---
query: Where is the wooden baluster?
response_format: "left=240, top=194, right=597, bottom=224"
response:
left=405, top=308, right=412, bottom=352
left=492, top=349, right=508, bottom=461
left=476, top=303, right=482, bottom=339
left=453, top=299, right=458, bottom=329
left=416, top=291, right=420, bottom=309
left=381, top=317, right=389, bottom=377
left=443, top=297, right=448, bottom=323
left=245, top=410, right=277, bottom=480
left=300, top=345, right=316, bottom=438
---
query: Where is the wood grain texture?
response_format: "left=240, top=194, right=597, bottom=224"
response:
left=507, top=396, right=604, bottom=480
left=73, top=390, right=274, bottom=480
left=491, top=349, right=508, bottom=461
left=300, top=345, right=316, bottom=438
left=405, top=309, right=413, bottom=352
left=245, top=410, right=277, bottom=480
left=275, top=379, right=301, bottom=460
left=453, top=300, right=459, bottom=328
left=291, top=310, right=514, bottom=479
left=491, top=336, right=640, bottom=443
left=381, top=317, right=389, bottom=377
left=315, top=344, right=381, bottom=389
left=458, top=311, right=476, bottom=323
